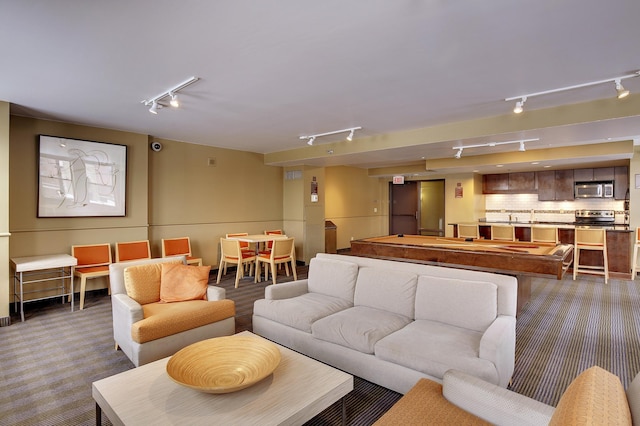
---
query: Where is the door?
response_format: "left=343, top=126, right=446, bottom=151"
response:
left=419, top=180, right=445, bottom=236
left=389, top=181, right=418, bottom=235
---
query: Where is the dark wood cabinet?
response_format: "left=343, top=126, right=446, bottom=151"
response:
left=573, top=168, right=593, bottom=182
left=482, top=174, right=509, bottom=193
left=537, top=170, right=573, bottom=200
left=615, top=166, right=629, bottom=200
left=555, top=169, right=574, bottom=200
left=594, top=167, right=615, bottom=181
left=508, top=172, right=537, bottom=192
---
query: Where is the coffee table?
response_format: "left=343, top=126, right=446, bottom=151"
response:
left=92, top=331, right=353, bottom=425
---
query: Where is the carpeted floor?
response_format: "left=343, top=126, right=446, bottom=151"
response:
left=2, top=265, right=640, bottom=425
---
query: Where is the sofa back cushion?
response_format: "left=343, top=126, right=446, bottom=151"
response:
left=354, top=267, right=417, bottom=318
left=415, top=276, right=497, bottom=332
left=124, top=259, right=183, bottom=305
left=308, top=257, right=359, bottom=302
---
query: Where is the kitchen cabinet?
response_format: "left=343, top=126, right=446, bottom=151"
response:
left=482, top=172, right=536, bottom=194
left=482, top=174, right=509, bottom=193
left=573, top=167, right=615, bottom=182
left=615, top=166, right=629, bottom=200
left=537, top=169, right=574, bottom=201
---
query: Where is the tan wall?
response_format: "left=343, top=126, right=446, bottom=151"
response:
left=630, top=141, right=640, bottom=273
left=325, top=166, right=388, bottom=250
left=0, top=102, right=9, bottom=320
left=283, top=167, right=305, bottom=262
left=443, top=173, right=485, bottom=236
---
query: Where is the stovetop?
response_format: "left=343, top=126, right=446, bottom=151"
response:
left=574, top=209, right=615, bottom=224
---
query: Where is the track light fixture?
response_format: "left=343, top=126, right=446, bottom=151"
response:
left=300, top=126, right=362, bottom=146
left=142, top=76, right=199, bottom=114
left=505, top=71, right=639, bottom=114
left=452, top=138, right=538, bottom=158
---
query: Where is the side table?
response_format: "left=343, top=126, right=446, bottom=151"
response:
left=11, top=254, right=77, bottom=322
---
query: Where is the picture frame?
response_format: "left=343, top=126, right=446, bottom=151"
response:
left=37, top=135, right=127, bottom=217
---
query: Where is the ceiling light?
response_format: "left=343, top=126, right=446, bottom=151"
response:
left=142, top=76, right=199, bottom=114
left=452, top=138, right=538, bottom=155
left=519, top=141, right=526, bottom=152
left=300, top=127, right=362, bottom=146
left=505, top=71, right=639, bottom=113
left=454, top=148, right=463, bottom=159
left=513, top=97, right=526, bottom=114
left=169, top=92, right=180, bottom=107
left=615, top=79, right=629, bottom=99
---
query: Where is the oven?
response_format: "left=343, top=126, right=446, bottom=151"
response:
left=574, top=210, right=615, bottom=226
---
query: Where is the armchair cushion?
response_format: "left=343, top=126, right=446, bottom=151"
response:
left=549, top=365, right=631, bottom=425
left=124, top=260, right=182, bottom=305
left=160, top=263, right=211, bottom=302
left=132, top=299, right=235, bottom=343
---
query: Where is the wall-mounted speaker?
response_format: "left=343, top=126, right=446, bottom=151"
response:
left=150, top=142, right=163, bottom=152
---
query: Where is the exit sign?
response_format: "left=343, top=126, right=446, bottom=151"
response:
left=392, top=176, right=405, bottom=184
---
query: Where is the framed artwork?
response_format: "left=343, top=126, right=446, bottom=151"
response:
left=38, top=135, right=127, bottom=217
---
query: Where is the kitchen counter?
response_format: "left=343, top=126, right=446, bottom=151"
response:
left=449, top=222, right=633, bottom=279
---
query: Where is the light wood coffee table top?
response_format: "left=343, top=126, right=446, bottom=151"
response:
left=92, top=331, right=353, bottom=425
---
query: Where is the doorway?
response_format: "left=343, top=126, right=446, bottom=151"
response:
left=389, top=180, right=445, bottom=236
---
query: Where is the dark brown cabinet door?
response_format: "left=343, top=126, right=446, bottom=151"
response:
left=482, top=174, right=509, bottom=193
left=615, top=166, right=629, bottom=200
left=594, top=167, right=614, bottom=181
left=573, top=168, right=593, bottom=181
left=537, top=170, right=555, bottom=201
left=555, top=169, right=574, bottom=200
left=508, top=172, right=536, bottom=192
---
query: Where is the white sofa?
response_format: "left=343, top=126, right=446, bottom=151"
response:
left=109, top=256, right=236, bottom=367
left=253, top=253, right=517, bottom=394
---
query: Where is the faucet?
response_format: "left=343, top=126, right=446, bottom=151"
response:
left=508, top=214, right=512, bottom=222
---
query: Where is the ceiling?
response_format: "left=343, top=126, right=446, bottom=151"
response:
left=2, top=1, right=640, bottom=173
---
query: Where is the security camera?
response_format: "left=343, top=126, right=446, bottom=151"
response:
left=150, top=142, right=162, bottom=152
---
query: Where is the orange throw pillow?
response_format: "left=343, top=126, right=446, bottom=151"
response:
left=160, top=263, right=211, bottom=303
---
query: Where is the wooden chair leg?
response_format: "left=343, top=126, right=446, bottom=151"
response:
left=292, top=260, right=297, bottom=280
left=633, top=244, right=639, bottom=279
left=80, top=276, right=87, bottom=310
left=235, top=263, right=242, bottom=288
left=271, top=261, right=277, bottom=284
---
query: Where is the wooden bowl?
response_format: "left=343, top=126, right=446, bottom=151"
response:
left=166, top=335, right=281, bottom=393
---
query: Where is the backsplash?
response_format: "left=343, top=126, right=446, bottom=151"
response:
left=485, top=194, right=627, bottom=224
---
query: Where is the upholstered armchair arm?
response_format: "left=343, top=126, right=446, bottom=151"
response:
left=479, top=315, right=516, bottom=388
left=264, top=279, right=309, bottom=300
left=442, top=369, right=554, bottom=426
left=112, top=293, right=144, bottom=348
left=206, top=285, right=226, bottom=301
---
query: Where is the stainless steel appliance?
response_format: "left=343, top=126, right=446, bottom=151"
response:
left=574, top=209, right=615, bottom=225
left=574, top=181, right=614, bottom=198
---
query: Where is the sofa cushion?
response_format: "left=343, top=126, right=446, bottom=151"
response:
left=549, top=365, right=631, bottom=425
left=311, top=306, right=412, bottom=354
left=307, top=257, right=359, bottom=302
left=415, top=276, right=497, bottom=333
left=375, top=320, right=498, bottom=385
left=253, top=293, right=352, bottom=333
left=160, top=263, right=211, bottom=302
left=354, top=267, right=417, bottom=318
left=124, top=259, right=183, bottom=305
left=131, top=299, right=236, bottom=343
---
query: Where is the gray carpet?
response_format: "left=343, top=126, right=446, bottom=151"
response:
left=2, top=267, right=640, bottom=425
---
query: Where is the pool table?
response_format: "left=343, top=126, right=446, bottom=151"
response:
left=350, top=235, right=574, bottom=315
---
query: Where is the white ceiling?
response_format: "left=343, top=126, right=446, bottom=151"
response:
left=2, top=0, right=640, bottom=171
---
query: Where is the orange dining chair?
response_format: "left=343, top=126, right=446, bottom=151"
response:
left=71, top=243, right=112, bottom=310
left=216, top=238, right=256, bottom=288
left=226, top=233, right=255, bottom=256
left=161, top=237, right=202, bottom=266
left=115, top=240, right=151, bottom=262
left=255, top=237, right=297, bottom=285
left=261, top=229, right=283, bottom=253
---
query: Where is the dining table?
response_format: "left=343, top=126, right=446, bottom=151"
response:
left=226, top=234, right=289, bottom=255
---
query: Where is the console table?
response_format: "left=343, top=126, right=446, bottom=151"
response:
left=11, top=254, right=77, bottom=322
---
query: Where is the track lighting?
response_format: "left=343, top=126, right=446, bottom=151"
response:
left=169, top=92, right=180, bottom=107
left=452, top=138, right=538, bottom=158
left=142, top=76, right=199, bottom=115
left=300, top=126, right=362, bottom=145
left=505, top=71, right=639, bottom=114
left=615, top=79, right=629, bottom=99
left=513, top=97, right=526, bottom=114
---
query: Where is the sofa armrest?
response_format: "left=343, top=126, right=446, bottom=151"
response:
left=264, top=279, right=309, bottom=300
left=112, top=293, right=144, bottom=345
left=442, top=370, right=555, bottom=426
left=479, top=315, right=516, bottom=387
left=207, top=285, right=226, bottom=301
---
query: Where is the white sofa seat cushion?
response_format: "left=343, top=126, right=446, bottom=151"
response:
left=311, top=306, right=412, bottom=354
left=253, top=293, right=352, bottom=333
left=375, top=320, right=499, bottom=384
left=415, top=275, right=497, bottom=332
left=354, top=267, right=418, bottom=318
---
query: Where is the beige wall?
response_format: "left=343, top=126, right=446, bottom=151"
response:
left=7, top=117, right=284, bottom=302
left=0, top=102, right=9, bottom=320
left=325, top=166, right=388, bottom=250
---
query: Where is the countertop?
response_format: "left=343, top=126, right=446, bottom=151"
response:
left=450, top=221, right=631, bottom=231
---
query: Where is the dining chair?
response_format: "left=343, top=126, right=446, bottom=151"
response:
left=71, top=243, right=112, bottom=310
left=161, top=237, right=202, bottom=266
left=115, top=240, right=151, bottom=262
left=262, top=229, right=284, bottom=252
left=573, top=228, right=608, bottom=284
left=255, top=237, right=297, bottom=285
left=457, top=224, right=479, bottom=239
left=633, top=227, right=640, bottom=279
left=491, top=225, right=515, bottom=241
left=531, top=226, right=558, bottom=244
left=217, top=238, right=257, bottom=288
left=225, top=233, right=255, bottom=256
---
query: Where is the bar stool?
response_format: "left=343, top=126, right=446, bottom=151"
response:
left=632, top=227, right=640, bottom=279
left=458, top=224, right=479, bottom=239
left=491, top=225, right=515, bottom=241
left=531, top=226, right=559, bottom=244
left=573, top=228, right=608, bottom=284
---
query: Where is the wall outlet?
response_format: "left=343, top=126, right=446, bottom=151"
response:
left=350, top=236, right=354, bottom=241
left=374, top=207, right=377, bottom=213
